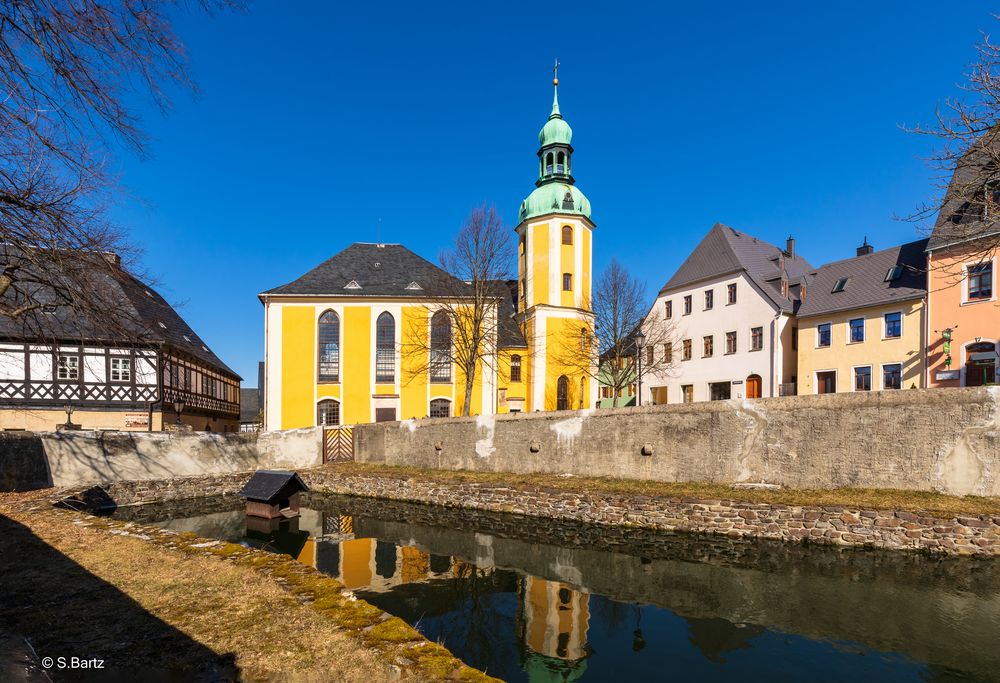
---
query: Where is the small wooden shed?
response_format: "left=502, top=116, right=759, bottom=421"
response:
left=238, top=470, right=309, bottom=519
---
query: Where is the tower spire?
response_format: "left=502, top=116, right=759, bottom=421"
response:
left=551, top=58, right=561, bottom=119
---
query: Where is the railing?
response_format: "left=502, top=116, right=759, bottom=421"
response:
left=778, top=382, right=797, bottom=397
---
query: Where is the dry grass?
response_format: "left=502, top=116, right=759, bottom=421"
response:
left=0, top=490, right=496, bottom=682
left=329, top=462, right=1000, bottom=518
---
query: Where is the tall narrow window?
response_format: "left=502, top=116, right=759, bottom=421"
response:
left=727, top=283, right=737, bottom=304
left=683, top=295, right=692, bottom=315
left=562, top=225, right=573, bottom=245
left=580, top=327, right=588, bottom=351
left=556, top=375, right=569, bottom=410
left=430, top=311, right=451, bottom=383
left=664, top=343, right=672, bottom=363
left=817, top=323, right=831, bottom=348
left=510, top=355, right=522, bottom=382
left=704, top=289, right=714, bottom=310
left=682, top=339, right=692, bottom=361
left=751, top=327, right=764, bottom=351
left=968, top=262, right=993, bottom=300
left=883, top=363, right=902, bottom=390
left=318, top=310, right=340, bottom=382
left=725, top=331, right=737, bottom=354
left=884, top=312, right=902, bottom=339
left=556, top=151, right=565, bottom=173
left=562, top=273, right=572, bottom=291
left=546, top=152, right=554, bottom=174
left=664, top=300, right=672, bottom=319
left=703, top=335, right=714, bottom=358
left=646, top=346, right=654, bottom=364
left=849, top=318, right=865, bottom=343
left=376, top=312, right=395, bottom=382
left=317, top=399, right=340, bottom=426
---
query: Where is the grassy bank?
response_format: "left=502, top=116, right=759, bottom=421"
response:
left=0, top=490, right=496, bottom=682
left=329, top=462, right=1000, bottom=518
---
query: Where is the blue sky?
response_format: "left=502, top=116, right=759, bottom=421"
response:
left=108, top=1, right=994, bottom=383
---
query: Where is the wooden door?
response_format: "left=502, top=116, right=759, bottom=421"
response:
left=746, top=375, right=762, bottom=399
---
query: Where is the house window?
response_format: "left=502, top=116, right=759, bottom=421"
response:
left=751, top=326, right=763, bottom=351
left=968, top=262, right=993, bottom=300
left=430, top=311, right=451, bottom=383
left=429, top=398, right=451, bottom=418
left=703, top=335, right=713, bottom=357
left=682, top=385, right=694, bottom=403
left=562, top=226, right=573, bottom=245
left=704, top=289, right=714, bottom=310
left=110, top=357, right=131, bottom=383
left=832, top=277, right=849, bottom=293
left=817, top=323, right=831, bottom=348
left=727, top=283, right=737, bottom=304
left=682, top=339, right=692, bottom=361
left=318, top=310, right=340, bottom=382
left=884, top=312, right=902, bottom=339
left=510, top=355, right=522, bottom=382
left=375, top=312, right=395, bottom=382
left=709, top=381, right=731, bottom=401
left=664, top=343, right=672, bottom=363
left=849, top=318, right=865, bottom=343
left=646, top=346, right=654, bottom=364
left=317, top=399, right=340, bottom=426
left=683, top=295, right=692, bottom=315
left=883, top=363, right=902, bottom=390
left=665, top=300, right=672, bottom=319
left=854, top=366, right=872, bottom=391
left=57, top=355, right=79, bottom=381
left=725, top=331, right=737, bottom=354
left=884, top=265, right=904, bottom=282
left=562, top=273, right=572, bottom=291
left=556, top=375, right=569, bottom=410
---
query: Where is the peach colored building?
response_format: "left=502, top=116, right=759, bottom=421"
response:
left=925, top=163, right=999, bottom=388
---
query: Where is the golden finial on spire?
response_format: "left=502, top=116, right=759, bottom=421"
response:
left=553, top=58, right=560, bottom=86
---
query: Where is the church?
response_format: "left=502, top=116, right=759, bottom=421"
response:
left=260, top=74, right=597, bottom=430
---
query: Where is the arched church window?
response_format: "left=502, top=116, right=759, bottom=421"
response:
left=562, top=225, right=573, bottom=245
left=317, top=399, right=340, bottom=426
left=546, top=152, right=554, bottom=175
left=557, top=375, right=569, bottom=410
left=430, top=311, right=451, bottom=382
left=376, top=312, right=395, bottom=382
left=563, top=273, right=572, bottom=291
left=556, top=151, right=565, bottom=173
left=318, top=310, right=340, bottom=382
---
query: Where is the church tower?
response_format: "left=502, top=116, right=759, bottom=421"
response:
left=516, top=66, right=597, bottom=412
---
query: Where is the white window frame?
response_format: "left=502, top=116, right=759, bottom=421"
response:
left=882, top=310, right=903, bottom=340
left=816, top=322, right=832, bottom=349
left=962, top=257, right=996, bottom=305
left=57, top=355, right=79, bottom=381
left=881, top=362, right=904, bottom=390
left=851, top=364, right=873, bottom=392
left=110, top=357, right=131, bottom=383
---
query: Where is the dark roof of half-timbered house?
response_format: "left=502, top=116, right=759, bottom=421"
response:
left=0, top=246, right=239, bottom=378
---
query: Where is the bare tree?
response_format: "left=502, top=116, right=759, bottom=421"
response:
left=403, top=204, right=515, bottom=416
left=0, top=0, right=234, bottom=341
left=907, top=15, right=1000, bottom=271
left=556, top=258, right=675, bottom=407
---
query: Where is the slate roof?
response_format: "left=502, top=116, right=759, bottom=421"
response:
left=0, top=246, right=239, bottom=378
left=928, top=147, right=1000, bottom=251
left=797, top=239, right=928, bottom=318
left=659, top=223, right=814, bottom=312
left=238, top=470, right=309, bottom=503
left=486, top=279, right=528, bottom=348
left=261, top=243, right=474, bottom=298
left=239, top=388, right=260, bottom=422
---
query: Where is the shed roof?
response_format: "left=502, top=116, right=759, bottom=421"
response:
left=238, top=470, right=309, bottom=503
left=797, top=239, right=928, bottom=318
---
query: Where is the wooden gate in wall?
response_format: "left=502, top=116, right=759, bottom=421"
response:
left=323, top=426, right=355, bottom=463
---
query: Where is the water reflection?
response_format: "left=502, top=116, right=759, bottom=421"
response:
left=116, top=497, right=1000, bottom=683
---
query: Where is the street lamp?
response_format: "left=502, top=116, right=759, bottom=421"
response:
left=62, top=403, right=77, bottom=430
left=173, top=399, right=184, bottom=426
left=634, top=330, right=646, bottom=407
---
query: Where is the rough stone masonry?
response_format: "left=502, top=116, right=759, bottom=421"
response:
left=353, top=386, right=1000, bottom=497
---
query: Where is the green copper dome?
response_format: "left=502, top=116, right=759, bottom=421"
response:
left=520, top=183, right=591, bottom=222
left=538, top=88, right=573, bottom=146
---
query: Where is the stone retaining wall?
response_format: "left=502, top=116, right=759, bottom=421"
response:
left=353, top=386, right=1000, bottom=497
left=304, top=470, right=1000, bottom=556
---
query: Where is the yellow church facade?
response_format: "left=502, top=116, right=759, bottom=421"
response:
left=260, top=76, right=595, bottom=430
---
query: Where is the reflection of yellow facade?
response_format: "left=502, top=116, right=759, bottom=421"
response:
left=519, top=576, right=590, bottom=663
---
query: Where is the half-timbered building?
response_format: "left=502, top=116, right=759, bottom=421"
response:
left=0, top=251, right=240, bottom=431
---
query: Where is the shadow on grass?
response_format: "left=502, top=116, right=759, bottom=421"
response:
left=0, top=513, right=238, bottom=681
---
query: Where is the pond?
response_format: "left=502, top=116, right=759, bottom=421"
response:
left=112, top=494, right=1000, bottom=682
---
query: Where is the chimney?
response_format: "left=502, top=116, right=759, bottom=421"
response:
left=785, top=235, right=795, bottom=258
left=856, top=237, right=874, bottom=257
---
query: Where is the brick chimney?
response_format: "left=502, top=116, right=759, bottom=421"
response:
left=856, top=238, right=874, bottom=257
left=785, top=235, right=795, bottom=258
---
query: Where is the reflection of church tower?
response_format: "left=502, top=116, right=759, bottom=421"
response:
left=517, top=64, right=597, bottom=412
left=516, top=576, right=591, bottom=681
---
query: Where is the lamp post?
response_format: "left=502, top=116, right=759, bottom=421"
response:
left=634, top=330, right=646, bottom=407
left=62, top=403, right=77, bottom=430
left=173, top=399, right=184, bottom=426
